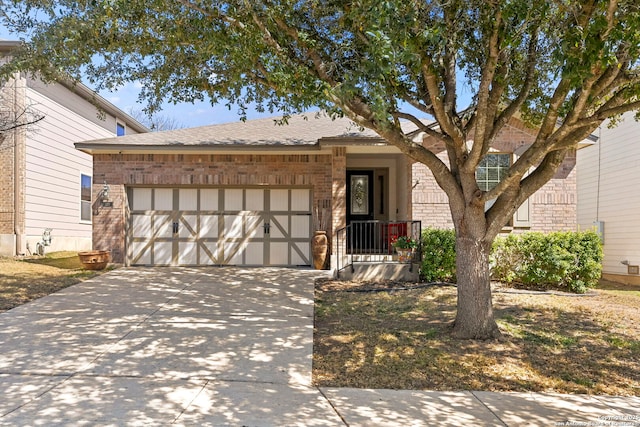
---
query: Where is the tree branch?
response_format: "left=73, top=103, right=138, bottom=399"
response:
left=485, top=149, right=568, bottom=239
left=552, top=98, right=640, bottom=150
left=421, top=58, right=465, bottom=167
left=603, top=0, right=619, bottom=40
left=0, top=114, right=44, bottom=134
left=490, top=27, right=540, bottom=141
left=270, top=15, right=338, bottom=85
left=400, top=94, right=434, bottom=116
left=391, top=111, right=432, bottom=131
left=442, top=7, right=458, bottom=117
left=176, top=0, right=246, bottom=31
left=392, top=111, right=454, bottom=145
left=589, top=42, right=637, bottom=100
left=325, top=90, right=464, bottom=211
left=467, top=4, right=503, bottom=170
left=244, top=3, right=286, bottom=54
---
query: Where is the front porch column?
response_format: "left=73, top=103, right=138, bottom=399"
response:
left=331, top=147, right=346, bottom=256
left=403, top=156, right=414, bottom=220
left=93, top=159, right=127, bottom=264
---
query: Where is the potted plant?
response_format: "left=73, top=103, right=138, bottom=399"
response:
left=392, top=236, right=417, bottom=263
left=312, top=201, right=330, bottom=269
left=78, top=250, right=111, bottom=270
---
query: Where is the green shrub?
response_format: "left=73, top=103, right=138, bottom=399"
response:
left=491, top=231, right=603, bottom=293
left=420, top=228, right=456, bottom=283
left=418, top=228, right=602, bottom=293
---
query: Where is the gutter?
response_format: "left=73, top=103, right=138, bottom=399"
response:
left=57, top=80, right=150, bottom=134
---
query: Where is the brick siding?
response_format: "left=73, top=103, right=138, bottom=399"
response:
left=412, top=121, right=577, bottom=233
left=92, top=152, right=335, bottom=263
left=0, top=132, right=14, bottom=235
left=0, top=75, right=27, bottom=249
left=331, top=147, right=346, bottom=253
left=91, top=119, right=578, bottom=264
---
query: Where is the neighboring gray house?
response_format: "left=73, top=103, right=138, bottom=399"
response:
left=0, top=40, right=148, bottom=256
left=578, top=110, right=640, bottom=285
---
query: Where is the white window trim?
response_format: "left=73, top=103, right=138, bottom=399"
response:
left=477, top=151, right=512, bottom=193
left=80, top=172, right=92, bottom=224
left=477, top=151, right=532, bottom=228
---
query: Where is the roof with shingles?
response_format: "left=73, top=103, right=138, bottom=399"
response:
left=76, top=113, right=389, bottom=149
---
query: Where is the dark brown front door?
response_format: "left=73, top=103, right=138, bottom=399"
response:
left=347, top=170, right=374, bottom=223
left=346, top=170, right=374, bottom=252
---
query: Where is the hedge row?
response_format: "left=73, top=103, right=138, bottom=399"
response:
left=419, top=228, right=603, bottom=293
left=491, top=231, right=603, bottom=293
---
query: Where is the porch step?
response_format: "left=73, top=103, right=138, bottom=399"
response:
left=337, top=262, right=419, bottom=282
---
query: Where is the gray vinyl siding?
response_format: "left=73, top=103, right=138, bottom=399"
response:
left=26, top=77, right=143, bottom=136
left=24, top=87, right=113, bottom=240
left=577, top=111, right=640, bottom=276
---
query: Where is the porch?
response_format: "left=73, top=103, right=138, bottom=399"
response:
left=334, top=220, right=421, bottom=281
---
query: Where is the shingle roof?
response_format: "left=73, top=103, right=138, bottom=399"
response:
left=77, top=113, right=385, bottom=149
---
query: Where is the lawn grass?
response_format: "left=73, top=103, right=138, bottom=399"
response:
left=23, top=251, right=88, bottom=269
left=0, top=252, right=111, bottom=312
left=313, top=280, right=640, bottom=396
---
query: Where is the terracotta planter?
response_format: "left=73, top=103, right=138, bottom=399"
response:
left=312, top=230, right=328, bottom=270
left=396, top=248, right=414, bottom=263
left=78, top=250, right=111, bottom=270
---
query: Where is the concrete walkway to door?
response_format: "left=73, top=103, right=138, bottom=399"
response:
left=0, top=268, right=638, bottom=426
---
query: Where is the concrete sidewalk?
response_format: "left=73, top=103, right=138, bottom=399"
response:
left=0, top=268, right=638, bottom=426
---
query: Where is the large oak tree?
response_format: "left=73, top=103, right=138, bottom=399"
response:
left=2, top=0, right=639, bottom=339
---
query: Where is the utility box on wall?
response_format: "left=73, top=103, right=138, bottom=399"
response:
left=593, top=220, right=605, bottom=244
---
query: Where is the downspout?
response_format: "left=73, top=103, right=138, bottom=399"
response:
left=13, top=72, right=23, bottom=256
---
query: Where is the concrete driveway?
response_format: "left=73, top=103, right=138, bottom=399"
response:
left=1, top=267, right=638, bottom=426
left=0, top=267, right=342, bottom=426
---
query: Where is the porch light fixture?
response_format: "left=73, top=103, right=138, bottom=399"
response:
left=100, top=181, right=112, bottom=207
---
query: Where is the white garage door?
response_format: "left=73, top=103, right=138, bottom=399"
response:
left=128, top=187, right=312, bottom=266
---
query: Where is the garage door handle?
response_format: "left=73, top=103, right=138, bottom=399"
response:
left=173, top=222, right=179, bottom=234
left=263, top=223, right=270, bottom=234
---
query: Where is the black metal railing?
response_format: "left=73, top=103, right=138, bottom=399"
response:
left=335, top=220, right=421, bottom=274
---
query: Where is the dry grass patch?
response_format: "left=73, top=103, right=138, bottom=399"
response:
left=313, top=279, right=640, bottom=395
left=0, top=252, right=111, bottom=312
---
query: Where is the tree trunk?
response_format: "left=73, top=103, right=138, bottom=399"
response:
left=452, top=233, right=501, bottom=339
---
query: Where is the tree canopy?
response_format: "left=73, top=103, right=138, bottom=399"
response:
left=127, top=107, right=184, bottom=131
left=2, top=0, right=639, bottom=338
left=2, top=1, right=638, bottom=236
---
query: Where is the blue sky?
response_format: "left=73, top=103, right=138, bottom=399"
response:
left=104, top=80, right=274, bottom=128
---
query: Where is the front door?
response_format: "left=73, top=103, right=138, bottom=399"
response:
left=346, top=170, right=374, bottom=252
